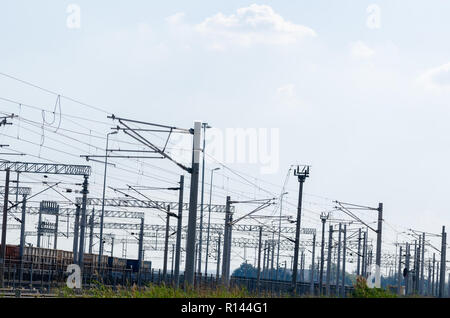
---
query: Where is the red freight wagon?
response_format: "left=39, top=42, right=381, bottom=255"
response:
left=0, top=245, right=20, bottom=261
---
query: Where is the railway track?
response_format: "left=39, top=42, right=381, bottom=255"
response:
left=0, top=288, right=58, bottom=298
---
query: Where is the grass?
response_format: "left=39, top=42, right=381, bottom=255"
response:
left=57, top=281, right=260, bottom=298
left=56, top=277, right=400, bottom=298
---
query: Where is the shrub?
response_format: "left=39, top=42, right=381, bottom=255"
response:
left=352, top=276, right=397, bottom=298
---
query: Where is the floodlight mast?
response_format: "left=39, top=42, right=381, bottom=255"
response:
left=291, top=165, right=310, bottom=294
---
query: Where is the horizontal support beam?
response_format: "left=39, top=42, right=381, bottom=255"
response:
left=141, top=238, right=297, bottom=251
left=24, top=231, right=115, bottom=240
left=77, top=197, right=234, bottom=213
left=9, top=207, right=144, bottom=219
left=0, top=186, right=31, bottom=196
left=0, top=161, right=91, bottom=176
left=97, top=222, right=312, bottom=235
left=0, top=224, right=21, bottom=230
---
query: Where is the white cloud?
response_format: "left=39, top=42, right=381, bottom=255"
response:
left=417, top=62, right=450, bottom=92
left=276, top=84, right=303, bottom=108
left=350, top=41, right=375, bottom=59
left=166, top=12, right=185, bottom=25
left=189, top=4, right=316, bottom=49
left=87, top=23, right=171, bottom=66
left=277, top=84, right=295, bottom=98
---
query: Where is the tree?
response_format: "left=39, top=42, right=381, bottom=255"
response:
left=231, top=262, right=257, bottom=279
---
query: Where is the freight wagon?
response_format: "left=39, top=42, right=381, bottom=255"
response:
left=0, top=244, right=151, bottom=286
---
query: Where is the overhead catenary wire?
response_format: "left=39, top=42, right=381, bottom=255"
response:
left=1, top=71, right=443, bottom=286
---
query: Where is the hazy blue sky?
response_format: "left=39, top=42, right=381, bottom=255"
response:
left=1, top=1, right=450, bottom=270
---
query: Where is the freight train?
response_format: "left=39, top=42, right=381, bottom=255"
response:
left=1, top=244, right=152, bottom=285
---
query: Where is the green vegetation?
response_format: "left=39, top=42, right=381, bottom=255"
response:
left=58, top=282, right=256, bottom=298
left=56, top=276, right=400, bottom=298
left=351, top=277, right=397, bottom=298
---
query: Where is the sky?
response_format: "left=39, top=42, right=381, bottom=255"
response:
left=1, top=1, right=450, bottom=274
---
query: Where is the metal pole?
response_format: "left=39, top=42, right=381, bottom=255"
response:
left=341, top=224, right=347, bottom=297
left=397, top=245, right=402, bottom=296
left=221, top=196, right=231, bottom=285
left=276, top=193, right=286, bottom=280
left=439, top=226, right=446, bottom=298
left=73, top=205, right=80, bottom=263
left=174, top=175, right=184, bottom=288
left=184, top=121, right=201, bottom=287
left=88, top=213, right=94, bottom=254
left=427, top=259, right=431, bottom=296
left=53, top=211, right=59, bottom=250
left=262, top=241, right=267, bottom=279
left=78, top=175, right=89, bottom=270
left=319, top=216, right=326, bottom=295
left=111, top=237, right=114, bottom=257
left=310, top=233, right=316, bottom=295
left=435, top=261, right=440, bottom=296
left=300, top=250, right=304, bottom=282
left=204, top=168, right=218, bottom=276
left=163, top=206, right=171, bottom=282
left=291, top=168, right=308, bottom=291
left=257, top=227, right=262, bottom=290
left=226, top=202, right=233, bottom=283
left=216, top=232, right=221, bottom=279
left=420, top=233, right=425, bottom=295
left=98, top=131, right=116, bottom=268
left=375, top=203, right=383, bottom=288
left=416, top=240, right=420, bottom=294
left=0, top=168, right=10, bottom=287
left=405, top=243, right=410, bottom=295
left=37, top=204, right=42, bottom=248
left=19, top=194, right=27, bottom=282
left=357, top=228, right=361, bottom=276
left=197, top=123, right=208, bottom=275
left=194, top=243, right=198, bottom=278
left=362, top=231, right=367, bottom=277
left=413, top=240, right=418, bottom=294
left=336, top=223, right=342, bottom=292
left=431, top=253, right=435, bottom=296
left=15, top=172, right=19, bottom=210
left=417, top=241, right=421, bottom=294
left=138, top=218, right=144, bottom=274
left=325, top=225, right=333, bottom=296
left=171, top=244, right=175, bottom=277
left=270, top=233, right=275, bottom=280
